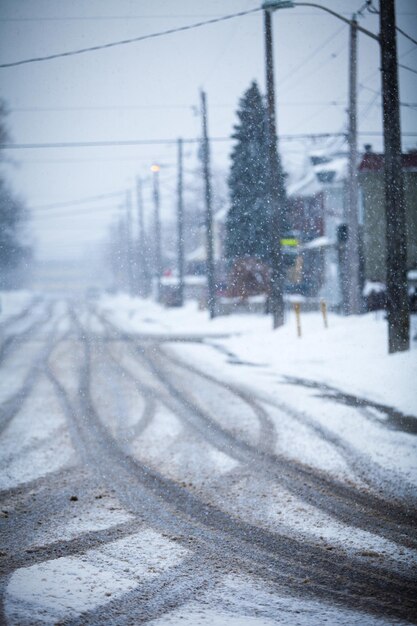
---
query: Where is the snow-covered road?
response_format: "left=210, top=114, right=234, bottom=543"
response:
left=0, top=293, right=416, bottom=625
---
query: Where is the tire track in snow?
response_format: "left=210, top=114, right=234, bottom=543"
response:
left=136, top=341, right=417, bottom=550
left=0, top=304, right=64, bottom=436
left=0, top=299, right=53, bottom=366
left=96, top=309, right=276, bottom=454
left=161, top=344, right=405, bottom=487
left=0, top=296, right=40, bottom=334
left=93, top=307, right=417, bottom=550
left=66, top=553, right=220, bottom=626
left=161, top=344, right=417, bottom=510
left=282, top=375, right=417, bottom=436
left=40, top=310, right=417, bottom=625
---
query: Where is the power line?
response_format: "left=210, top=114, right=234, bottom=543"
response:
left=359, top=91, right=380, bottom=124
left=359, top=83, right=417, bottom=109
left=355, top=44, right=417, bottom=101
left=10, top=104, right=200, bottom=112
left=0, top=134, right=335, bottom=150
left=1, top=138, right=205, bottom=149
left=396, top=26, right=417, bottom=46
left=5, top=131, right=416, bottom=152
left=279, top=24, right=346, bottom=89
left=1, top=7, right=414, bottom=73
left=31, top=204, right=123, bottom=219
left=4, top=101, right=366, bottom=112
left=399, top=63, right=417, bottom=76
left=359, top=1, right=417, bottom=44
left=400, top=44, right=417, bottom=60
left=0, top=8, right=261, bottom=69
left=15, top=157, right=179, bottom=165
left=0, top=14, right=257, bottom=22
left=358, top=130, right=417, bottom=136
left=31, top=190, right=125, bottom=211
left=2, top=11, right=416, bottom=22
left=8, top=99, right=417, bottom=114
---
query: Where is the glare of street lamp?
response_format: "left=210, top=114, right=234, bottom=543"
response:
left=150, top=164, right=160, bottom=173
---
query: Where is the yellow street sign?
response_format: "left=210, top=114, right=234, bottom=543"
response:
left=281, top=238, right=298, bottom=247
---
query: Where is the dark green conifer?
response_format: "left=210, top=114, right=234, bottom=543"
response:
left=226, top=81, right=270, bottom=261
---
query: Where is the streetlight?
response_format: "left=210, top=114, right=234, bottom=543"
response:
left=263, top=0, right=363, bottom=319
left=263, top=0, right=288, bottom=329
left=151, top=164, right=162, bottom=302
left=263, top=0, right=409, bottom=352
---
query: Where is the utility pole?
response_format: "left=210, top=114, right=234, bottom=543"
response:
left=346, top=14, right=362, bottom=316
left=380, top=0, right=409, bottom=353
left=200, top=90, right=216, bottom=319
left=177, top=138, right=185, bottom=306
left=151, top=164, right=162, bottom=303
left=136, top=177, right=150, bottom=297
left=125, top=190, right=134, bottom=296
left=264, top=7, right=286, bottom=329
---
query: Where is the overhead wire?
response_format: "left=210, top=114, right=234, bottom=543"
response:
left=4, top=130, right=417, bottom=152
left=201, top=16, right=243, bottom=87
left=359, top=83, right=417, bottom=109
left=6, top=100, right=392, bottom=112
left=9, top=104, right=202, bottom=112
left=399, top=63, right=417, bottom=76
left=30, top=190, right=126, bottom=211
left=364, top=0, right=417, bottom=44
left=361, top=44, right=417, bottom=86
left=278, top=24, right=347, bottom=89
left=0, top=134, right=342, bottom=151
left=14, top=156, right=179, bottom=165
left=0, top=8, right=262, bottom=69
left=359, top=91, right=381, bottom=124
left=396, top=26, right=417, bottom=47
left=30, top=204, right=124, bottom=219
left=0, top=13, right=260, bottom=22
left=1, top=10, right=416, bottom=22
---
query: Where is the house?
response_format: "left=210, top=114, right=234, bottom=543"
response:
left=185, top=208, right=228, bottom=288
left=358, top=146, right=417, bottom=284
left=287, top=152, right=348, bottom=303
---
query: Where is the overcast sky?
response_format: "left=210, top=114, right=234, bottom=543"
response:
left=1, top=0, right=416, bottom=261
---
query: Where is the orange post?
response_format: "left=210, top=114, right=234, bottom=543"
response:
left=320, top=299, right=328, bottom=328
left=294, top=302, right=301, bottom=337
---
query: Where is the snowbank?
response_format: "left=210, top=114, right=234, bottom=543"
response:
left=98, top=294, right=416, bottom=417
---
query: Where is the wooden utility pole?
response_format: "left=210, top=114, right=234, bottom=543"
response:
left=136, top=177, right=150, bottom=297
left=125, top=190, right=134, bottom=296
left=346, top=14, right=362, bottom=315
left=200, top=90, right=216, bottom=319
left=264, top=8, right=286, bottom=329
left=380, top=0, right=409, bottom=352
left=177, top=138, right=185, bottom=306
left=151, top=164, right=162, bottom=303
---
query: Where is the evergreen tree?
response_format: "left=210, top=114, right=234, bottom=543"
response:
left=0, top=100, right=32, bottom=288
left=226, top=81, right=270, bottom=261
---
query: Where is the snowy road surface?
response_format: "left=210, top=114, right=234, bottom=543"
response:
left=0, top=294, right=416, bottom=625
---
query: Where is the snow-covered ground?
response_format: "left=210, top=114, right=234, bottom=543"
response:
left=0, top=291, right=34, bottom=324
left=1, top=291, right=416, bottom=625
left=99, top=294, right=417, bottom=502
left=99, top=293, right=417, bottom=416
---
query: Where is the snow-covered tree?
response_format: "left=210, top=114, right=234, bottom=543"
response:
left=0, top=101, right=32, bottom=288
left=226, top=81, right=270, bottom=261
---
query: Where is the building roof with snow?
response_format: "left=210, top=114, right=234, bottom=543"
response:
left=288, top=153, right=348, bottom=199
left=358, top=150, right=417, bottom=172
